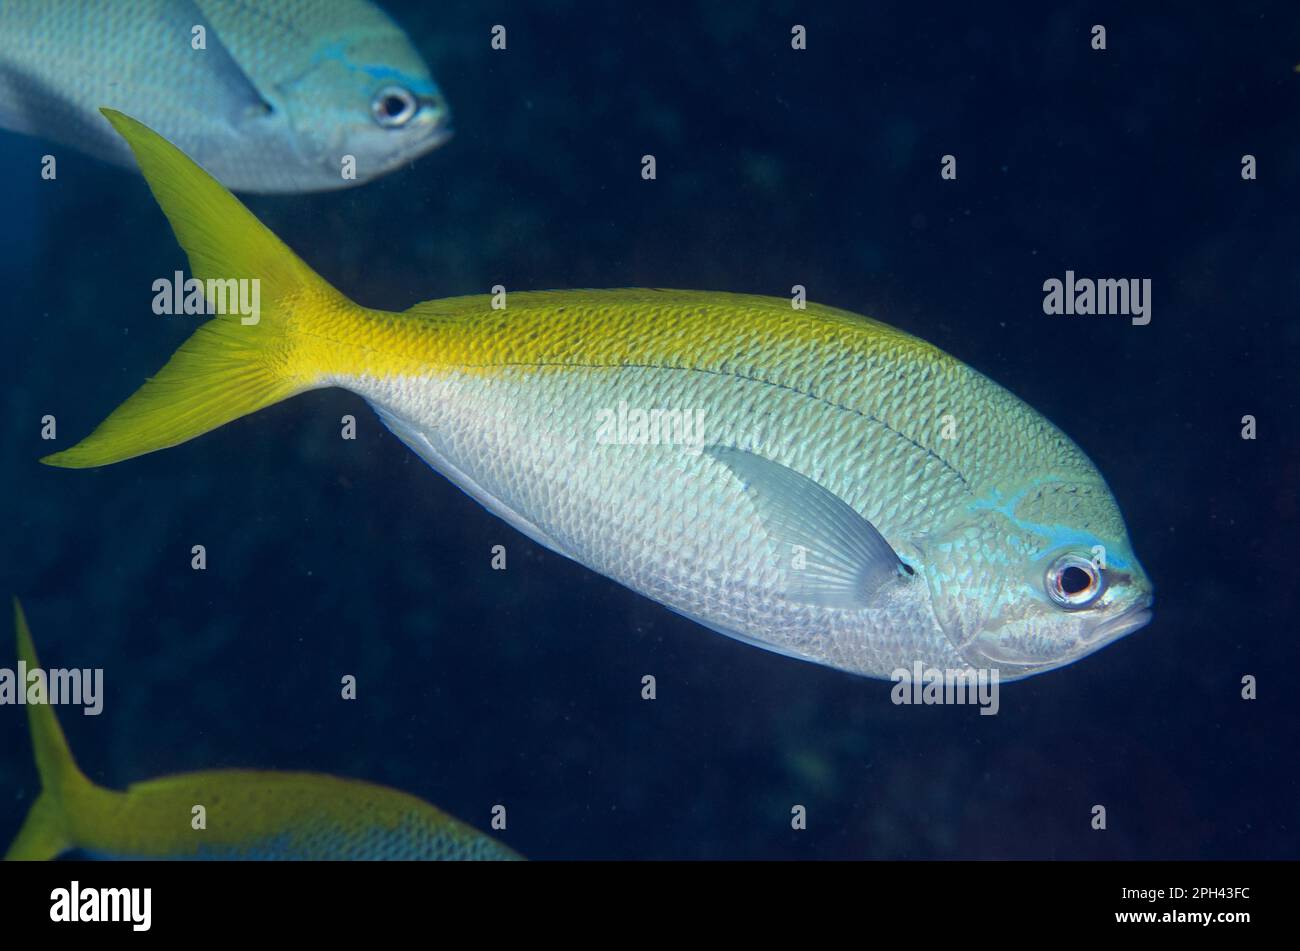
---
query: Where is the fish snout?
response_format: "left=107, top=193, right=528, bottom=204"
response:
left=955, top=592, right=1154, bottom=681
left=1081, top=595, right=1154, bottom=647
left=382, top=91, right=454, bottom=159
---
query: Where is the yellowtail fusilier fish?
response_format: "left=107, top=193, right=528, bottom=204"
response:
left=4, top=600, right=520, bottom=860
left=46, top=110, right=1154, bottom=683
left=0, top=0, right=450, bottom=192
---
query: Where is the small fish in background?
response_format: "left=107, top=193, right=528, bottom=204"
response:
left=5, top=601, right=520, bottom=861
left=47, top=112, right=1155, bottom=684
left=0, top=0, right=451, bottom=192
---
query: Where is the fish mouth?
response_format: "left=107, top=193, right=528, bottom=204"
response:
left=306, top=97, right=451, bottom=176
left=1084, top=596, right=1154, bottom=645
left=964, top=595, right=1154, bottom=681
left=414, top=123, right=454, bottom=153
left=386, top=113, right=454, bottom=164
left=409, top=95, right=454, bottom=145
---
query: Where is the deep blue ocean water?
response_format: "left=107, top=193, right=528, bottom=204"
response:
left=1, top=1, right=1296, bottom=860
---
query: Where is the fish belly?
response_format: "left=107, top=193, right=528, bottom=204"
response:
left=351, top=364, right=964, bottom=678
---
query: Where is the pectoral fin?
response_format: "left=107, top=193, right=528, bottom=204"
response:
left=706, top=447, right=910, bottom=610
left=174, top=1, right=274, bottom=122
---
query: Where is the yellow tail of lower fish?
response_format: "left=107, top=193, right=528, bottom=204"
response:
left=5, top=599, right=521, bottom=860
left=4, top=599, right=114, bottom=860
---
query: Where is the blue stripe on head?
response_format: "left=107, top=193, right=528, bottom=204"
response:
left=968, top=482, right=1132, bottom=569
left=310, top=41, right=438, bottom=95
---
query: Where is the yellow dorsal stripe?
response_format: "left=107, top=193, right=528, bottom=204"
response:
left=302, top=288, right=948, bottom=386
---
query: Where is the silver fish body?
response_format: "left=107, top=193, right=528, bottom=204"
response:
left=325, top=291, right=1155, bottom=683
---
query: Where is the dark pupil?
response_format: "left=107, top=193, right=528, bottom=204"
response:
left=1060, top=565, right=1092, bottom=595
left=383, top=96, right=407, bottom=117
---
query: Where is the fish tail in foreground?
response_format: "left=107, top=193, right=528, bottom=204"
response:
left=5, top=599, right=520, bottom=860
left=4, top=600, right=116, bottom=861
left=41, top=108, right=363, bottom=469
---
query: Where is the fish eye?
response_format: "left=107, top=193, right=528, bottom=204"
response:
left=1045, top=553, right=1104, bottom=609
left=371, top=86, right=418, bottom=128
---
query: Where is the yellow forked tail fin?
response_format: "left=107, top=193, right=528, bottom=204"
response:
left=41, top=108, right=357, bottom=469
left=3, top=599, right=95, bottom=860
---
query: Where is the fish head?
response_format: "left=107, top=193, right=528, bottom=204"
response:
left=923, top=479, right=1153, bottom=680
left=271, top=29, right=452, bottom=186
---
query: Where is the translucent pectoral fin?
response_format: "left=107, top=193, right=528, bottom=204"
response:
left=705, top=446, right=909, bottom=610
left=172, top=1, right=273, bottom=121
